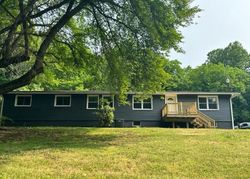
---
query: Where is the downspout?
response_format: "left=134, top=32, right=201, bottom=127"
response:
left=0, top=95, right=3, bottom=118
left=229, top=94, right=234, bottom=130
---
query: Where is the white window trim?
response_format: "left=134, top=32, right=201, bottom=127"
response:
left=14, top=95, right=32, bottom=107
left=102, top=95, right=115, bottom=108
left=197, top=96, right=219, bottom=110
left=132, top=95, right=153, bottom=110
left=54, top=95, right=71, bottom=107
left=86, top=95, right=99, bottom=109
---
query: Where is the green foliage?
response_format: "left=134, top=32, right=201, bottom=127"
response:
left=0, top=0, right=200, bottom=97
left=206, top=41, right=250, bottom=70
left=97, top=100, right=115, bottom=127
left=164, top=60, right=192, bottom=91
left=186, top=63, right=249, bottom=92
left=0, top=116, right=11, bottom=127
left=233, top=92, right=250, bottom=122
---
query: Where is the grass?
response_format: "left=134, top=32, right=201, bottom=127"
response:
left=0, top=128, right=250, bottom=178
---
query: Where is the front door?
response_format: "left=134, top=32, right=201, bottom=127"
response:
left=165, top=94, right=178, bottom=114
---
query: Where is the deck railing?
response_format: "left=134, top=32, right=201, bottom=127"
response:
left=162, top=102, right=198, bottom=117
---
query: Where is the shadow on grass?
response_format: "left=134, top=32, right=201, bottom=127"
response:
left=0, top=127, right=118, bottom=156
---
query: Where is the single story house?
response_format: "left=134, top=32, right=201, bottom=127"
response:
left=0, top=91, right=239, bottom=129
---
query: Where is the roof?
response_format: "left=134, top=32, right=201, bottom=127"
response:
left=7, top=90, right=240, bottom=97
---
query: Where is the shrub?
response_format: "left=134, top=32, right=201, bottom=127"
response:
left=97, top=100, right=115, bottom=127
left=0, top=116, right=11, bottom=127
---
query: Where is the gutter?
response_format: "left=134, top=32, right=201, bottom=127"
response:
left=229, top=93, right=240, bottom=130
left=0, top=95, right=3, bottom=118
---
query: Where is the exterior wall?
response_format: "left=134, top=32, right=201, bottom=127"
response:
left=2, top=93, right=164, bottom=127
left=177, top=94, right=233, bottom=129
left=2, top=93, right=233, bottom=128
left=3, top=94, right=99, bottom=126
left=114, top=95, right=164, bottom=127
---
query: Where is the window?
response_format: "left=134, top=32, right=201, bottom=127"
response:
left=15, top=95, right=32, bottom=107
left=102, top=95, right=114, bottom=108
left=87, top=95, right=99, bottom=109
left=198, top=96, right=219, bottom=110
left=198, top=97, right=207, bottom=109
left=133, top=121, right=141, bottom=127
left=242, top=123, right=248, bottom=127
left=54, top=95, right=71, bottom=107
left=132, top=96, right=153, bottom=110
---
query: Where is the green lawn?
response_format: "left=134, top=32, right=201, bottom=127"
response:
left=0, top=128, right=250, bottom=178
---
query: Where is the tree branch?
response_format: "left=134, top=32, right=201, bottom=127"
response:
left=0, top=54, right=30, bottom=68
left=30, top=0, right=71, bottom=19
left=0, top=0, right=90, bottom=94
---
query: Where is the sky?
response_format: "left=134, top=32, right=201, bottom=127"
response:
left=169, top=0, right=250, bottom=67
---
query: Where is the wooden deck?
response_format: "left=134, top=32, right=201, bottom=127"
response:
left=161, top=102, right=216, bottom=128
left=161, top=102, right=198, bottom=118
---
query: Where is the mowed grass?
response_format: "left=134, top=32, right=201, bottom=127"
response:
left=0, top=128, right=250, bottom=179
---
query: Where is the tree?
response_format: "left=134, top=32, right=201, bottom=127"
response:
left=186, top=63, right=249, bottom=92
left=0, top=0, right=200, bottom=95
left=205, top=41, right=250, bottom=122
left=206, top=41, right=250, bottom=71
left=233, top=88, right=250, bottom=123
left=164, top=59, right=192, bottom=91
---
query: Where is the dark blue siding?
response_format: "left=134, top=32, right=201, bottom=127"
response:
left=3, top=94, right=99, bottom=126
left=2, top=93, right=233, bottom=128
left=2, top=94, right=164, bottom=127
left=115, top=95, right=164, bottom=121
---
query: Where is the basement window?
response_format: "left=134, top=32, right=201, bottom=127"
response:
left=15, top=95, right=32, bottom=107
left=133, top=121, right=141, bottom=127
left=54, top=95, right=71, bottom=107
left=198, top=96, right=219, bottom=110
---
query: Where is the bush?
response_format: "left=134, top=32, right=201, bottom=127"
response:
left=97, top=100, right=115, bottom=127
left=0, top=116, right=11, bottom=127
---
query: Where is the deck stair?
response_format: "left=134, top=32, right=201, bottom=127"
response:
left=161, top=102, right=216, bottom=128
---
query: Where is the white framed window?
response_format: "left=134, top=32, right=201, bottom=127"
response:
left=102, top=95, right=114, bottom=108
left=132, top=95, right=153, bottom=110
left=198, top=96, right=219, bottom=110
left=54, top=95, right=71, bottom=107
left=15, top=95, right=32, bottom=107
left=87, top=95, right=99, bottom=109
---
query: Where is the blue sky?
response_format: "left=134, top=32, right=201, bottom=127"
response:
left=169, top=0, right=250, bottom=67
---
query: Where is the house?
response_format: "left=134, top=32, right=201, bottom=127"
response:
left=0, top=91, right=239, bottom=129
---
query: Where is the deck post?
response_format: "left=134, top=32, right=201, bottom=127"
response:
left=186, top=122, right=189, bottom=128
